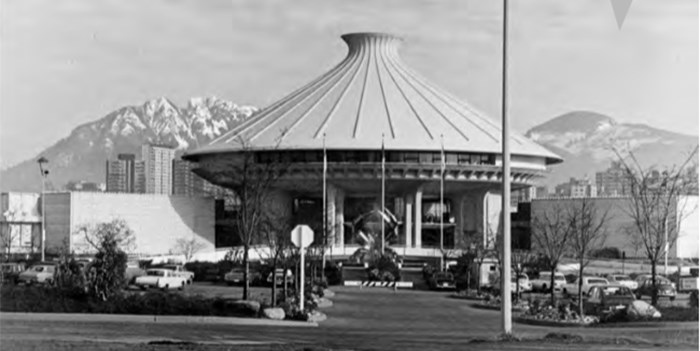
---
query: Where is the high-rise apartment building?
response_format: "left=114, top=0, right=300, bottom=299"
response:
left=142, top=144, right=176, bottom=194
left=172, top=159, right=204, bottom=196
left=595, top=161, right=631, bottom=197
left=134, top=160, right=146, bottom=194
left=554, top=177, right=597, bottom=198
left=105, top=154, right=137, bottom=193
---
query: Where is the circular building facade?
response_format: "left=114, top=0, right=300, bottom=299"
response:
left=184, top=32, right=562, bottom=258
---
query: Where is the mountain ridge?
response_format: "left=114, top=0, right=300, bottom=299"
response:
left=0, top=97, right=257, bottom=192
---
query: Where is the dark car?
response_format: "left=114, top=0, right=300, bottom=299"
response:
left=584, top=285, right=636, bottom=316
left=635, top=277, right=676, bottom=301
left=0, top=262, right=26, bottom=284
left=428, top=272, right=456, bottom=290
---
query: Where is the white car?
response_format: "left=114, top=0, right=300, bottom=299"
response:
left=162, top=264, right=195, bottom=284
left=562, top=276, right=609, bottom=297
left=605, top=274, right=638, bottom=290
left=135, top=269, right=188, bottom=290
left=17, top=264, right=55, bottom=285
left=531, top=272, right=566, bottom=292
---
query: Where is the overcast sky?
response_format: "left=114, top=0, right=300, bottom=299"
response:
left=1, top=0, right=697, bottom=168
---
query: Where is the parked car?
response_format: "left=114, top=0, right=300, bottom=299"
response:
left=562, top=276, right=609, bottom=297
left=267, top=268, right=293, bottom=286
left=530, top=272, right=566, bottom=292
left=513, top=273, right=532, bottom=293
left=135, top=269, right=187, bottom=290
left=224, top=268, right=262, bottom=286
left=584, top=285, right=636, bottom=316
left=635, top=277, right=677, bottom=301
left=605, top=274, right=638, bottom=290
left=161, top=264, right=195, bottom=284
left=428, top=272, right=456, bottom=290
left=17, top=264, right=56, bottom=285
left=1, top=262, right=26, bottom=284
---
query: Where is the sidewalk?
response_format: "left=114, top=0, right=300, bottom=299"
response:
left=0, top=312, right=318, bottom=327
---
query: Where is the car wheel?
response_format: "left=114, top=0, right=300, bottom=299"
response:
left=670, top=296, right=676, bottom=302
left=542, top=284, right=547, bottom=292
left=179, top=282, right=184, bottom=291
left=635, top=293, right=641, bottom=299
left=162, top=284, right=169, bottom=291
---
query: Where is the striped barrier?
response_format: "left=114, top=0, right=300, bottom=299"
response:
left=343, top=280, right=414, bottom=289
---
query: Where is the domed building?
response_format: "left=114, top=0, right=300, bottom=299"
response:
left=184, top=32, right=561, bottom=260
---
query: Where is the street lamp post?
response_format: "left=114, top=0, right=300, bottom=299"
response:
left=37, top=157, right=49, bottom=262
left=500, top=0, right=513, bottom=335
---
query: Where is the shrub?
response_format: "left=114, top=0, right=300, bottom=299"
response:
left=690, top=291, right=698, bottom=308
left=590, top=247, right=622, bottom=259
left=1, top=285, right=260, bottom=318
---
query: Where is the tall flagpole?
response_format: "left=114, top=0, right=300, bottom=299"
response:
left=322, top=133, right=328, bottom=273
left=381, top=133, right=386, bottom=254
left=501, top=0, right=513, bottom=335
left=440, top=134, right=445, bottom=272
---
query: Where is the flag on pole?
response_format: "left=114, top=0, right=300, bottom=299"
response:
left=322, top=133, right=328, bottom=270
left=381, top=133, right=386, bottom=253
left=440, top=134, right=445, bottom=270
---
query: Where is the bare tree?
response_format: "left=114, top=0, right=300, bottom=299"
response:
left=531, top=206, right=573, bottom=304
left=565, top=198, right=610, bottom=317
left=614, top=147, right=698, bottom=306
left=0, top=209, right=20, bottom=259
left=511, top=249, right=535, bottom=302
left=194, top=137, right=288, bottom=300
left=466, top=230, right=497, bottom=294
left=173, top=236, right=206, bottom=262
left=75, top=218, right=136, bottom=254
left=257, top=205, right=294, bottom=306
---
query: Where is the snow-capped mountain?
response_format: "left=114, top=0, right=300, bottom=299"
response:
left=0, top=97, right=257, bottom=192
left=527, top=111, right=699, bottom=187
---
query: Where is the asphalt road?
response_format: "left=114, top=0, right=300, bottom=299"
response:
left=2, top=287, right=698, bottom=350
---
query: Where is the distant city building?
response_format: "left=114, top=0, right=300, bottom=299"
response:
left=596, top=161, right=632, bottom=197
left=142, top=144, right=176, bottom=194
left=134, top=160, right=146, bottom=194
left=66, top=180, right=104, bottom=192
left=106, top=154, right=139, bottom=193
left=554, top=177, right=597, bottom=198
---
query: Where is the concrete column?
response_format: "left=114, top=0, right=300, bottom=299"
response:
left=335, top=188, right=345, bottom=247
left=414, top=186, right=423, bottom=248
left=452, top=194, right=465, bottom=248
left=327, top=184, right=337, bottom=248
left=404, top=194, right=413, bottom=248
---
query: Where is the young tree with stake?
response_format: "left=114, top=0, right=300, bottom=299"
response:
left=531, top=206, right=573, bottom=305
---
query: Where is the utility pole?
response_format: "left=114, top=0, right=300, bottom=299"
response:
left=500, top=0, right=513, bottom=335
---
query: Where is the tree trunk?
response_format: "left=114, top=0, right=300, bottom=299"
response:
left=651, top=258, right=658, bottom=306
left=243, top=244, right=249, bottom=300
left=476, top=262, right=482, bottom=294
left=550, top=267, right=556, bottom=305
left=578, top=263, right=584, bottom=318
left=271, top=263, right=277, bottom=306
left=283, top=267, right=288, bottom=300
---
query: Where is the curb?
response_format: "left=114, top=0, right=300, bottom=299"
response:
left=514, top=316, right=593, bottom=328
left=469, top=303, right=528, bottom=313
left=0, top=312, right=318, bottom=327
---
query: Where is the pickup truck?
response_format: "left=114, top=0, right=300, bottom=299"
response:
left=562, top=276, right=609, bottom=297
left=135, top=269, right=187, bottom=290
left=162, top=264, right=195, bottom=284
left=530, top=272, right=566, bottom=292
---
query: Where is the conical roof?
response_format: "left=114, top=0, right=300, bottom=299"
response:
left=187, top=32, right=561, bottom=164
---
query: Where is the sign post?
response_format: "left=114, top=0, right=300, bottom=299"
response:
left=291, top=225, right=314, bottom=311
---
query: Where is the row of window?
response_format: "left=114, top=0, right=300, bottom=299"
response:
left=255, top=150, right=495, bottom=166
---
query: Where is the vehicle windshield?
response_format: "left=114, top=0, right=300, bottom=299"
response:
left=32, top=266, right=45, bottom=272
left=601, top=286, right=632, bottom=296
left=555, top=275, right=566, bottom=282
left=147, top=270, right=165, bottom=276
left=518, top=274, right=528, bottom=280
left=163, top=265, right=178, bottom=269
left=589, top=279, right=608, bottom=285
left=613, top=276, right=629, bottom=281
